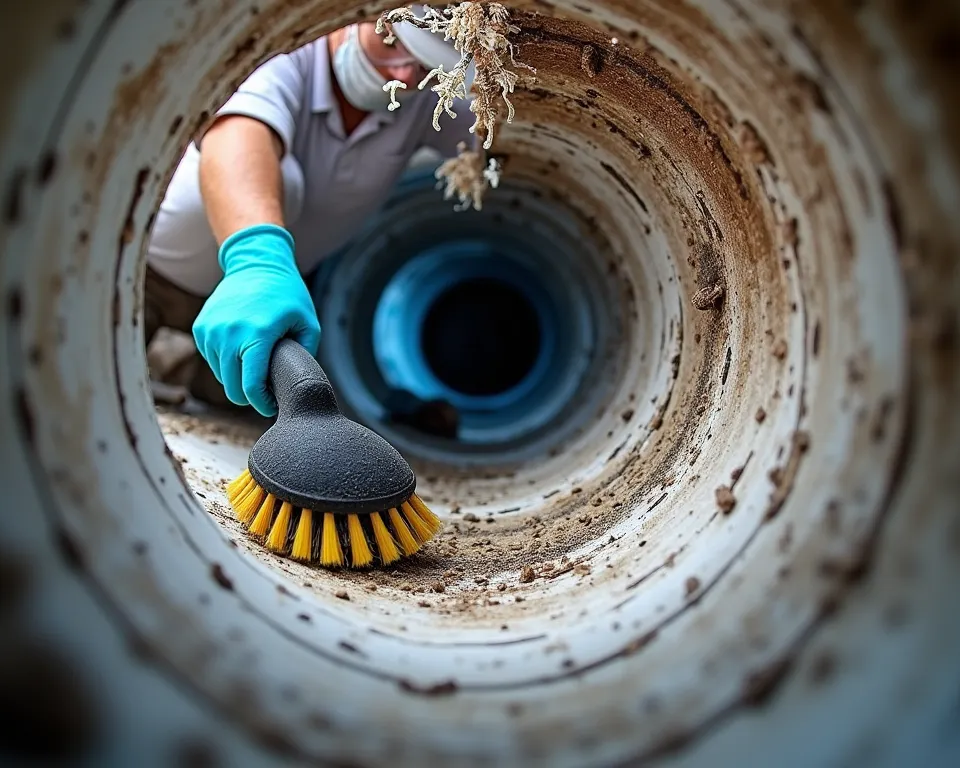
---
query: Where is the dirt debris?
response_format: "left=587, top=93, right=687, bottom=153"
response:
left=764, top=431, right=811, bottom=521
left=780, top=218, right=799, bottom=249
left=716, top=485, right=737, bottom=514
left=156, top=406, right=266, bottom=447
left=580, top=44, right=600, bottom=77
left=692, top=282, right=725, bottom=310
left=210, top=564, right=233, bottom=591
left=778, top=523, right=794, bottom=553
left=624, top=630, right=658, bottom=654
left=398, top=679, right=458, bottom=697
left=738, top=120, right=770, bottom=165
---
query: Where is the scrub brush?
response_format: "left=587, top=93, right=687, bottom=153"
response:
left=224, top=339, right=442, bottom=568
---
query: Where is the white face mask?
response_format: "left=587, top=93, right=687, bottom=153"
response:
left=332, top=25, right=407, bottom=112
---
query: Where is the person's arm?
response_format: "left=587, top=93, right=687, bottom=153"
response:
left=196, top=44, right=311, bottom=243
left=189, top=44, right=322, bottom=417
left=199, top=115, right=285, bottom=245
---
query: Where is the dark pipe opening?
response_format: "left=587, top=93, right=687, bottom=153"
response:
left=420, top=277, right=542, bottom=397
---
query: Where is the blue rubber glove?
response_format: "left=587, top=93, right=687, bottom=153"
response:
left=192, top=223, right=321, bottom=417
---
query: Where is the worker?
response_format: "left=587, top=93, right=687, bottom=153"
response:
left=143, top=7, right=474, bottom=419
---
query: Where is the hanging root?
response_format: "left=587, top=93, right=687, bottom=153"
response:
left=376, top=3, right=529, bottom=211
left=434, top=140, right=503, bottom=211
left=384, top=79, right=407, bottom=111
left=377, top=2, right=535, bottom=149
left=375, top=4, right=532, bottom=211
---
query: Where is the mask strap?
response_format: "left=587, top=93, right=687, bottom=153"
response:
left=351, top=25, right=389, bottom=79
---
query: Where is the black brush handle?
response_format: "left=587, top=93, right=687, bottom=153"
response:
left=268, top=338, right=340, bottom=417
left=250, top=337, right=418, bottom=514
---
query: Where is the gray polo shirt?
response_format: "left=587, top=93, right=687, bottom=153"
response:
left=147, top=35, right=473, bottom=296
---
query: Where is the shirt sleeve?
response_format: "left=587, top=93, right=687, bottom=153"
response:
left=199, top=44, right=313, bottom=155
left=418, top=95, right=477, bottom=157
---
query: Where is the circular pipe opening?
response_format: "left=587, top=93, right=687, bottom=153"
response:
left=421, top=277, right=543, bottom=397
left=320, top=166, right=623, bottom=454
left=370, top=235, right=556, bottom=413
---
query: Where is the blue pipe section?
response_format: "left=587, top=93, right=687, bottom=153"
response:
left=310, top=163, right=602, bottom=448
left=372, top=239, right=557, bottom=413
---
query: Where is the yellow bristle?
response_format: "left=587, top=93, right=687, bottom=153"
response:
left=370, top=512, right=400, bottom=565
left=227, top=473, right=256, bottom=505
left=248, top=493, right=277, bottom=537
left=266, top=501, right=293, bottom=552
left=291, top=509, right=313, bottom=561
left=233, top=485, right=266, bottom=524
left=408, top=495, right=443, bottom=535
left=320, top=513, right=344, bottom=567
left=231, top=474, right=259, bottom=503
left=227, top=468, right=252, bottom=497
left=388, top=508, right=420, bottom=556
left=347, top=514, right=374, bottom=567
left=400, top=500, right=435, bottom=543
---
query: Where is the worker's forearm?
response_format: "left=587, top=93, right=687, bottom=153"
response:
left=198, top=115, right=286, bottom=246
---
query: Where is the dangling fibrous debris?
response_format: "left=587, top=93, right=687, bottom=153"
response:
left=434, top=141, right=502, bottom=211
left=377, top=2, right=533, bottom=210
left=383, top=79, right=407, bottom=111
left=377, top=2, right=534, bottom=148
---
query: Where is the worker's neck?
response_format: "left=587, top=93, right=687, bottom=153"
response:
left=327, top=29, right=370, bottom=137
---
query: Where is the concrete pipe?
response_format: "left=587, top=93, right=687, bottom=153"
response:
left=2, top=0, right=959, bottom=766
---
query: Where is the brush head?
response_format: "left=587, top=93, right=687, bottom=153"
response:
left=226, top=468, right=442, bottom=567
left=248, top=417, right=416, bottom=514
left=226, top=340, right=444, bottom=568
left=248, top=339, right=417, bottom=514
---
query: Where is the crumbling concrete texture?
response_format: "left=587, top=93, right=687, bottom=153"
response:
left=1, top=1, right=959, bottom=767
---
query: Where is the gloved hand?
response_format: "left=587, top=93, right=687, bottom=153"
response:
left=192, top=223, right=321, bottom=417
